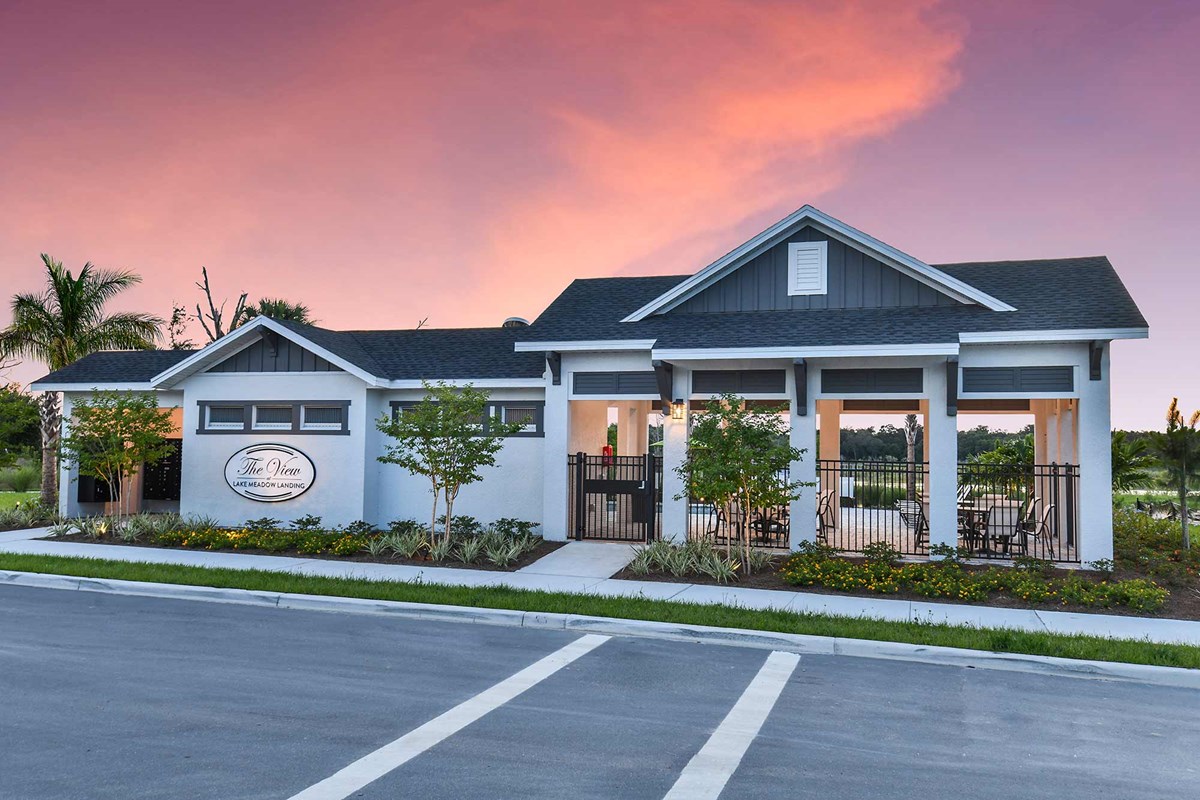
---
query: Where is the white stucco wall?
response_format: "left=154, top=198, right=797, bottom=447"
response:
left=178, top=372, right=370, bottom=527
left=368, top=387, right=546, bottom=530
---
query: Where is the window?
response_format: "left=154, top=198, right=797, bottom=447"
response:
left=502, top=405, right=537, bottom=432
left=389, top=400, right=544, bottom=437
left=302, top=405, right=344, bottom=431
left=787, top=241, right=828, bottom=296
left=253, top=405, right=294, bottom=430
left=197, top=401, right=350, bottom=434
left=206, top=405, right=245, bottom=430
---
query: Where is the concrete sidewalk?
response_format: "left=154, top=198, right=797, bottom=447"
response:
left=2, top=527, right=1199, bottom=646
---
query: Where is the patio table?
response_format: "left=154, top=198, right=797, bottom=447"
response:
left=958, top=500, right=1021, bottom=555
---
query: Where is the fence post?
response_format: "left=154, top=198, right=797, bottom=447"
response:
left=573, top=452, right=586, bottom=540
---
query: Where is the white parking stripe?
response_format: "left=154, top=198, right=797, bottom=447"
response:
left=663, top=650, right=800, bottom=800
left=287, top=633, right=610, bottom=800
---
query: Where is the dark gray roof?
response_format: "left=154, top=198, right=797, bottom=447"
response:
left=35, top=323, right=546, bottom=386
left=32, top=349, right=196, bottom=386
left=33, top=256, right=1147, bottom=386
left=518, top=257, right=1147, bottom=348
left=326, top=325, right=545, bottom=380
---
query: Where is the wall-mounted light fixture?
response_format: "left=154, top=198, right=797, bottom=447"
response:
left=670, top=399, right=686, bottom=420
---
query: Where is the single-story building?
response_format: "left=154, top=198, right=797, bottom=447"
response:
left=32, top=206, right=1148, bottom=564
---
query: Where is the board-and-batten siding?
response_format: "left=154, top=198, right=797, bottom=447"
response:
left=206, top=337, right=342, bottom=373
left=671, top=225, right=961, bottom=313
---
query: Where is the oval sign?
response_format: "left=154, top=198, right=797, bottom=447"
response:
left=224, top=444, right=315, bottom=503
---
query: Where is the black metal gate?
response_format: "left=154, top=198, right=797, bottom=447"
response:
left=568, top=452, right=661, bottom=541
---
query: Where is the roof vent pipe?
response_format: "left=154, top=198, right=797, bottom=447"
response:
left=502, top=317, right=530, bottom=328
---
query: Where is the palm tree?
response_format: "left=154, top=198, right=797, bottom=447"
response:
left=245, top=298, right=314, bottom=324
left=1111, top=431, right=1154, bottom=492
left=1148, top=398, right=1200, bottom=551
left=0, top=255, right=162, bottom=507
left=903, top=413, right=919, bottom=501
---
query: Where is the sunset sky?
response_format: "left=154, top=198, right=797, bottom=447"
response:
left=1, top=0, right=1195, bottom=430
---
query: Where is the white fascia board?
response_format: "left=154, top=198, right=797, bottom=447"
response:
left=959, top=328, right=1149, bottom=344
left=29, top=382, right=158, bottom=393
left=513, top=339, right=657, bottom=353
left=150, top=317, right=383, bottom=388
left=652, top=343, right=960, bottom=360
left=381, top=378, right=546, bottom=389
left=621, top=205, right=1014, bottom=321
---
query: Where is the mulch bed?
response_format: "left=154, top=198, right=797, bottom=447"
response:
left=613, top=557, right=1200, bottom=621
left=42, top=533, right=565, bottom=572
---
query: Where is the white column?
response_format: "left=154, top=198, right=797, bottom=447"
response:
left=58, top=392, right=79, bottom=518
left=925, top=363, right=958, bottom=553
left=660, top=367, right=690, bottom=543
left=1046, top=400, right=1061, bottom=464
left=789, top=368, right=817, bottom=549
left=1032, top=400, right=1049, bottom=465
left=541, top=372, right=570, bottom=542
left=817, top=399, right=842, bottom=524
left=1078, top=348, right=1113, bottom=563
left=1056, top=400, right=1076, bottom=464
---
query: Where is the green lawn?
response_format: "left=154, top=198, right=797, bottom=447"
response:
left=0, top=552, right=1196, bottom=669
left=0, top=491, right=37, bottom=510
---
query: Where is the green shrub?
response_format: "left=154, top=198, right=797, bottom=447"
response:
left=780, top=549, right=1168, bottom=613
left=861, top=541, right=902, bottom=566
left=0, top=466, right=40, bottom=492
left=1113, top=508, right=1199, bottom=586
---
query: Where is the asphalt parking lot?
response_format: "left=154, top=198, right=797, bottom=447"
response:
left=1, top=585, right=1197, bottom=799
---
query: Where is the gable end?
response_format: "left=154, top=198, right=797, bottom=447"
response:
left=206, top=334, right=343, bottom=374
left=672, top=226, right=963, bottom=313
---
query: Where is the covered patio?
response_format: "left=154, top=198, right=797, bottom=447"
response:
left=668, top=367, right=1088, bottom=565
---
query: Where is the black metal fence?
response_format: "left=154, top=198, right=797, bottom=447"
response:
left=957, top=462, right=1079, bottom=563
left=687, top=467, right=791, bottom=549
left=817, top=460, right=930, bottom=556
left=568, top=453, right=662, bottom=542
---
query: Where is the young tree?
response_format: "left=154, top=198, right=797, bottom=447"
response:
left=0, top=256, right=162, bottom=507
left=376, top=381, right=521, bottom=544
left=0, top=384, right=40, bottom=467
left=59, top=391, right=178, bottom=520
left=675, top=394, right=809, bottom=562
left=167, top=302, right=196, bottom=350
left=1148, top=398, right=1200, bottom=551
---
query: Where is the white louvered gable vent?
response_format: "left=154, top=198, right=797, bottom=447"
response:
left=787, top=241, right=828, bottom=296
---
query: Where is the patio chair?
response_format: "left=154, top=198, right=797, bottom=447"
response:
left=749, top=503, right=788, bottom=545
left=1019, top=494, right=1042, bottom=530
left=1014, top=502, right=1056, bottom=556
left=895, top=499, right=929, bottom=547
left=816, top=489, right=836, bottom=543
left=983, top=504, right=1022, bottom=556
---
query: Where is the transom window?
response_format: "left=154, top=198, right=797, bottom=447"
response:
left=205, top=405, right=245, bottom=430
left=197, top=401, right=351, bottom=435
left=253, top=405, right=294, bottom=430
left=302, top=405, right=345, bottom=430
left=390, top=400, right=544, bottom=438
left=502, top=405, right=538, bottom=432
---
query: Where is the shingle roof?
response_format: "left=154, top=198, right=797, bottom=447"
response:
left=32, top=256, right=1147, bottom=387
left=517, top=257, right=1147, bottom=348
left=32, top=349, right=196, bottom=386
left=331, top=325, right=545, bottom=379
left=33, top=323, right=546, bottom=386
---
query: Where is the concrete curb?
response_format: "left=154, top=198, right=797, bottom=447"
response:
left=3, top=569, right=1197, bottom=689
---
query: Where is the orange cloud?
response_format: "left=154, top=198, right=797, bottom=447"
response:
left=0, top=0, right=964, bottom=373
